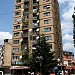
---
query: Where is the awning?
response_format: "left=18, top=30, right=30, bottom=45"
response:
left=9, top=66, right=30, bottom=70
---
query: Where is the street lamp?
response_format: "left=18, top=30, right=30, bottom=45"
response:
left=35, top=53, right=43, bottom=75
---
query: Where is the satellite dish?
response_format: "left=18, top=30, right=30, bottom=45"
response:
left=20, top=39, right=23, bottom=42
left=25, top=47, right=27, bottom=50
left=29, top=29, right=32, bottom=32
left=1, top=57, right=3, bottom=59
left=36, top=36, right=39, bottom=39
left=37, top=20, right=39, bottom=23
left=36, top=28, right=39, bottom=31
left=16, top=19, right=20, bottom=22
left=37, top=13, right=39, bottom=15
left=37, top=0, right=39, bottom=2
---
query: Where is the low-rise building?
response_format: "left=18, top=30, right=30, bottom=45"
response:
left=63, top=51, right=74, bottom=67
left=3, top=39, right=12, bottom=67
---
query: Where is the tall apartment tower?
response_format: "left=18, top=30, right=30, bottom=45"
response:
left=12, top=0, right=63, bottom=64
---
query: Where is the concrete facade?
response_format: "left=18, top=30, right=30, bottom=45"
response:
left=63, top=51, right=74, bottom=66
left=3, top=39, right=12, bottom=66
left=12, top=0, right=63, bottom=64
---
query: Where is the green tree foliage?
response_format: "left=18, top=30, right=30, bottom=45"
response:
left=30, top=35, right=58, bottom=75
left=21, top=45, right=30, bottom=66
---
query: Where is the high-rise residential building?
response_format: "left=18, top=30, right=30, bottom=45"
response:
left=12, top=0, right=63, bottom=64
left=3, top=39, right=12, bottom=66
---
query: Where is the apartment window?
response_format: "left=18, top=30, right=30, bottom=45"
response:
left=43, top=0, right=50, bottom=2
left=44, top=12, right=50, bottom=16
left=43, top=5, right=50, bottom=10
left=16, top=0, right=21, bottom=3
left=44, top=27, right=51, bottom=32
left=16, top=56, right=19, bottom=59
left=44, top=19, right=51, bottom=24
left=15, top=5, right=21, bottom=9
left=13, top=40, right=19, bottom=44
left=14, top=32, right=20, bottom=37
left=45, top=35, right=52, bottom=40
left=15, top=18, right=21, bottom=24
left=50, top=44, right=52, bottom=49
left=14, top=25, right=20, bottom=29
left=15, top=11, right=21, bottom=16
left=13, top=48, right=19, bottom=52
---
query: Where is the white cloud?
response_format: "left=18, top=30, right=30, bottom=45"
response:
left=58, top=0, right=75, bottom=54
left=58, top=0, right=75, bottom=4
left=63, top=42, right=74, bottom=51
left=63, top=34, right=73, bottom=42
left=0, top=32, right=12, bottom=45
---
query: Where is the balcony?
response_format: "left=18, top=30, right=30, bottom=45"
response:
left=32, top=40, right=37, bottom=45
left=22, top=25, right=28, bottom=30
left=24, top=0, right=29, bottom=2
left=22, top=33, right=28, bottom=37
left=33, top=9, right=37, bottom=13
left=24, top=5, right=29, bottom=9
left=33, top=3, right=38, bottom=7
left=22, top=17, right=29, bottom=24
left=32, top=23, right=39, bottom=28
left=33, top=16, right=37, bottom=20
left=16, top=0, right=21, bottom=3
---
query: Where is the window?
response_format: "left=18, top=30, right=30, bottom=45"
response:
left=15, top=5, right=21, bottom=9
left=44, top=12, right=50, bottom=16
left=44, top=27, right=51, bottom=32
left=50, top=44, right=52, bottom=49
left=16, top=0, right=21, bottom=3
left=43, top=0, right=50, bottom=2
left=15, top=18, right=21, bottom=24
left=13, top=40, right=19, bottom=44
left=45, top=35, right=52, bottom=40
left=15, top=11, right=21, bottom=16
left=14, top=25, right=20, bottom=29
left=12, top=56, right=19, bottom=60
left=13, top=48, right=19, bottom=52
left=44, top=19, right=51, bottom=24
left=14, top=32, right=20, bottom=37
left=43, top=5, right=50, bottom=10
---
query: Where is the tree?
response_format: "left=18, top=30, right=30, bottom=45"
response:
left=20, top=45, right=30, bottom=66
left=30, top=35, right=58, bottom=75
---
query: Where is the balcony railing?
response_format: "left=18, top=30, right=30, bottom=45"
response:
left=24, top=5, right=29, bottom=9
left=32, top=23, right=39, bottom=28
left=24, top=0, right=29, bottom=2
left=32, top=40, right=37, bottom=45
left=22, top=25, right=28, bottom=30
left=22, top=33, right=28, bottom=37
left=33, top=3, right=38, bottom=6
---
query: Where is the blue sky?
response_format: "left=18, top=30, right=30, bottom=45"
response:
left=0, top=0, right=14, bottom=33
left=0, top=0, right=75, bottom=56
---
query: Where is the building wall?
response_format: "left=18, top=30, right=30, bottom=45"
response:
left=3, top=39, right=12, bottom=66
left=63, top=51, right=74, bottom=66
left=12, top=0, right=63, bottom=64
